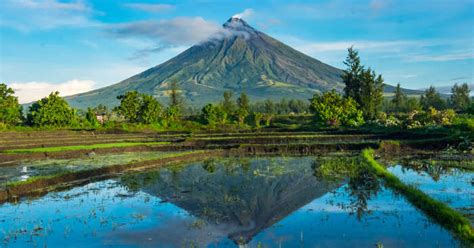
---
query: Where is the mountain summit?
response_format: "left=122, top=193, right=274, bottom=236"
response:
left=66, top=18, right=402, bottom=109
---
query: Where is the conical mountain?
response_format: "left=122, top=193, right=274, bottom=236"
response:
left=66, top=17, right=412, bottom=109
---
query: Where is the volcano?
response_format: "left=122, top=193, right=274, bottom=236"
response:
left=66, top=17, right=415, bottom=109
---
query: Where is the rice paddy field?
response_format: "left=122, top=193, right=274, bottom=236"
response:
left=0, top=130, right=472, bottom=247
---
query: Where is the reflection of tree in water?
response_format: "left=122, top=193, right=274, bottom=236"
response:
left=313, top=157, right=381, bottom=220
left=347, top=165, right=381, bottom=220
left=400, top=158, right=457, bottom=182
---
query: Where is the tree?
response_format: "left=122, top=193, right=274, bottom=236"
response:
left=168, top=81, right=185, bottom=120
left=139, top=94, right=163, bottom=124
left=391, top=83, right=407, bottom=112
left=342, top=47, right=384, bottom=120
left=236, top=92, right=250, bottom=125
left=0, top=83, right=23, bottom=126
left=342, top=47, right=363, bottom=103
left=405, top=97, right=422, bottom=112
left=222, top=91, right=236, bottom=115
left=359, top=69, right=384, bottom=120
left=116, top=91, right=142, bottom=123
left=27, top=91, right=75, bottom=127
left=276, top=98, right=290, bottom=114
left=449, top=83, right=471, bottom=111
left=289, top=99, right=308, bottom=114
left=263, top=99, right=275, bottom=114
left=116, top=91, right=163, bottom=124
left=201, top=104, right=227, bottom=126
left=420, top=86, right=445, bottom=110
left=253, top=112, right=264, bottom=128
left=263, top=99, right=275, bottom=126
left=85, top=107, right=99, bottom=127
left=309, top=90, right=364, bottom=127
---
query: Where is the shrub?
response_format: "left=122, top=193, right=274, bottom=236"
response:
left=403, top=108, right=456, bottom=129
left=376, top=112, right=401, bottom=127
left=309, top=90, right=364, bottom=127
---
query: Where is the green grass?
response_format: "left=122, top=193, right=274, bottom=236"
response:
left=362, top=149, right=474, bottom=243
left=1, top=141, right=171, bottom=154
left=5, top=174, right=67, bottom=187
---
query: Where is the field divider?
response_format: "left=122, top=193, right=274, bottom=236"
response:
left=0, top=142, right=172, bottom=154
left=361, top=148, right=474, bottom=243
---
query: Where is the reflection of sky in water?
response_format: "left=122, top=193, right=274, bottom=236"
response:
left=388, top=165, right=473, bottom=210
left=0, top=159, right=461, bottom=248
left=245, top=185, right=457, bottom=248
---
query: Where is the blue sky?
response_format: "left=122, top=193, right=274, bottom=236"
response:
left=1, top=0, right=473, bottom=103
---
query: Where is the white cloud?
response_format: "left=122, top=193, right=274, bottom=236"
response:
left=8, top=79, right=96, bottom=103
left=232, top=9, right=254, bottom=19
left=0, top=0, right=97, bottom=31
left=106, top=17, right=222, bottom=46
left=124, top=3, right=175, bottom=13
left=406, top=52, right=474, bottom=62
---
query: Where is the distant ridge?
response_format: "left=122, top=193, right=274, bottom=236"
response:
left=66, top=17, right=421, bottom=109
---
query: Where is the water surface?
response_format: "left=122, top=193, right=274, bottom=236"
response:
left=0, top=157, right=460, bottom=247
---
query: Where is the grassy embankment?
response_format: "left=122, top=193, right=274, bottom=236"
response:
left=362, top=149, right=474, bottom=243
left=1, top=142, right=170, bottom=154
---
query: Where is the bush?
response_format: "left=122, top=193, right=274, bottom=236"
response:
left=375, top=112, right=401, bottom=127
left=309, top=90, right=364, bottom=127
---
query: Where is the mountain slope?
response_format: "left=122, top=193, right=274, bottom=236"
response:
left=66, top=17, right=417, bottom=109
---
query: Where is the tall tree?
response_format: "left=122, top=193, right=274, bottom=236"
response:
left=0, top=83, right=23, bottom=126
left=168, top=81, right=185, bottom=120
left=85, top=107, right=99, bottom=127
left=359, top=68, right=384, bottom=120
left=449, top=83, right=471, bottom=111
left=221, top=91, right=236, bottom=115
left=27, top=91, right=75, bottom=127
left=236, top=92, right=250, bottom=125
left=420, top=86, right=445, bottom=110
left=342, top=47, right=383, bottom=120
left=391, top=83, right=407, bottom=112
left=342, top=47, right=363, bottom=103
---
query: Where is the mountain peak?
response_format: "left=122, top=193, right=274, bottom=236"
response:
left=223, top=17, right=255, bottom=32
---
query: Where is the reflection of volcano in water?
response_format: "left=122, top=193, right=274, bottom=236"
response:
left=120, top=157, right=341, bottom=244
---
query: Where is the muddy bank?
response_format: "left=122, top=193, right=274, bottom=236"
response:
left=230, top=142, right=380, bottom=156
left=0, top=144, right=202, bottom=165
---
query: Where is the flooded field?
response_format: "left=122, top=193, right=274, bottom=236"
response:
left=0, top=157, right=462, bottom=247
left=0, top=152, right=175, bottom=188
left=388, top=164, right=474, bottom=224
